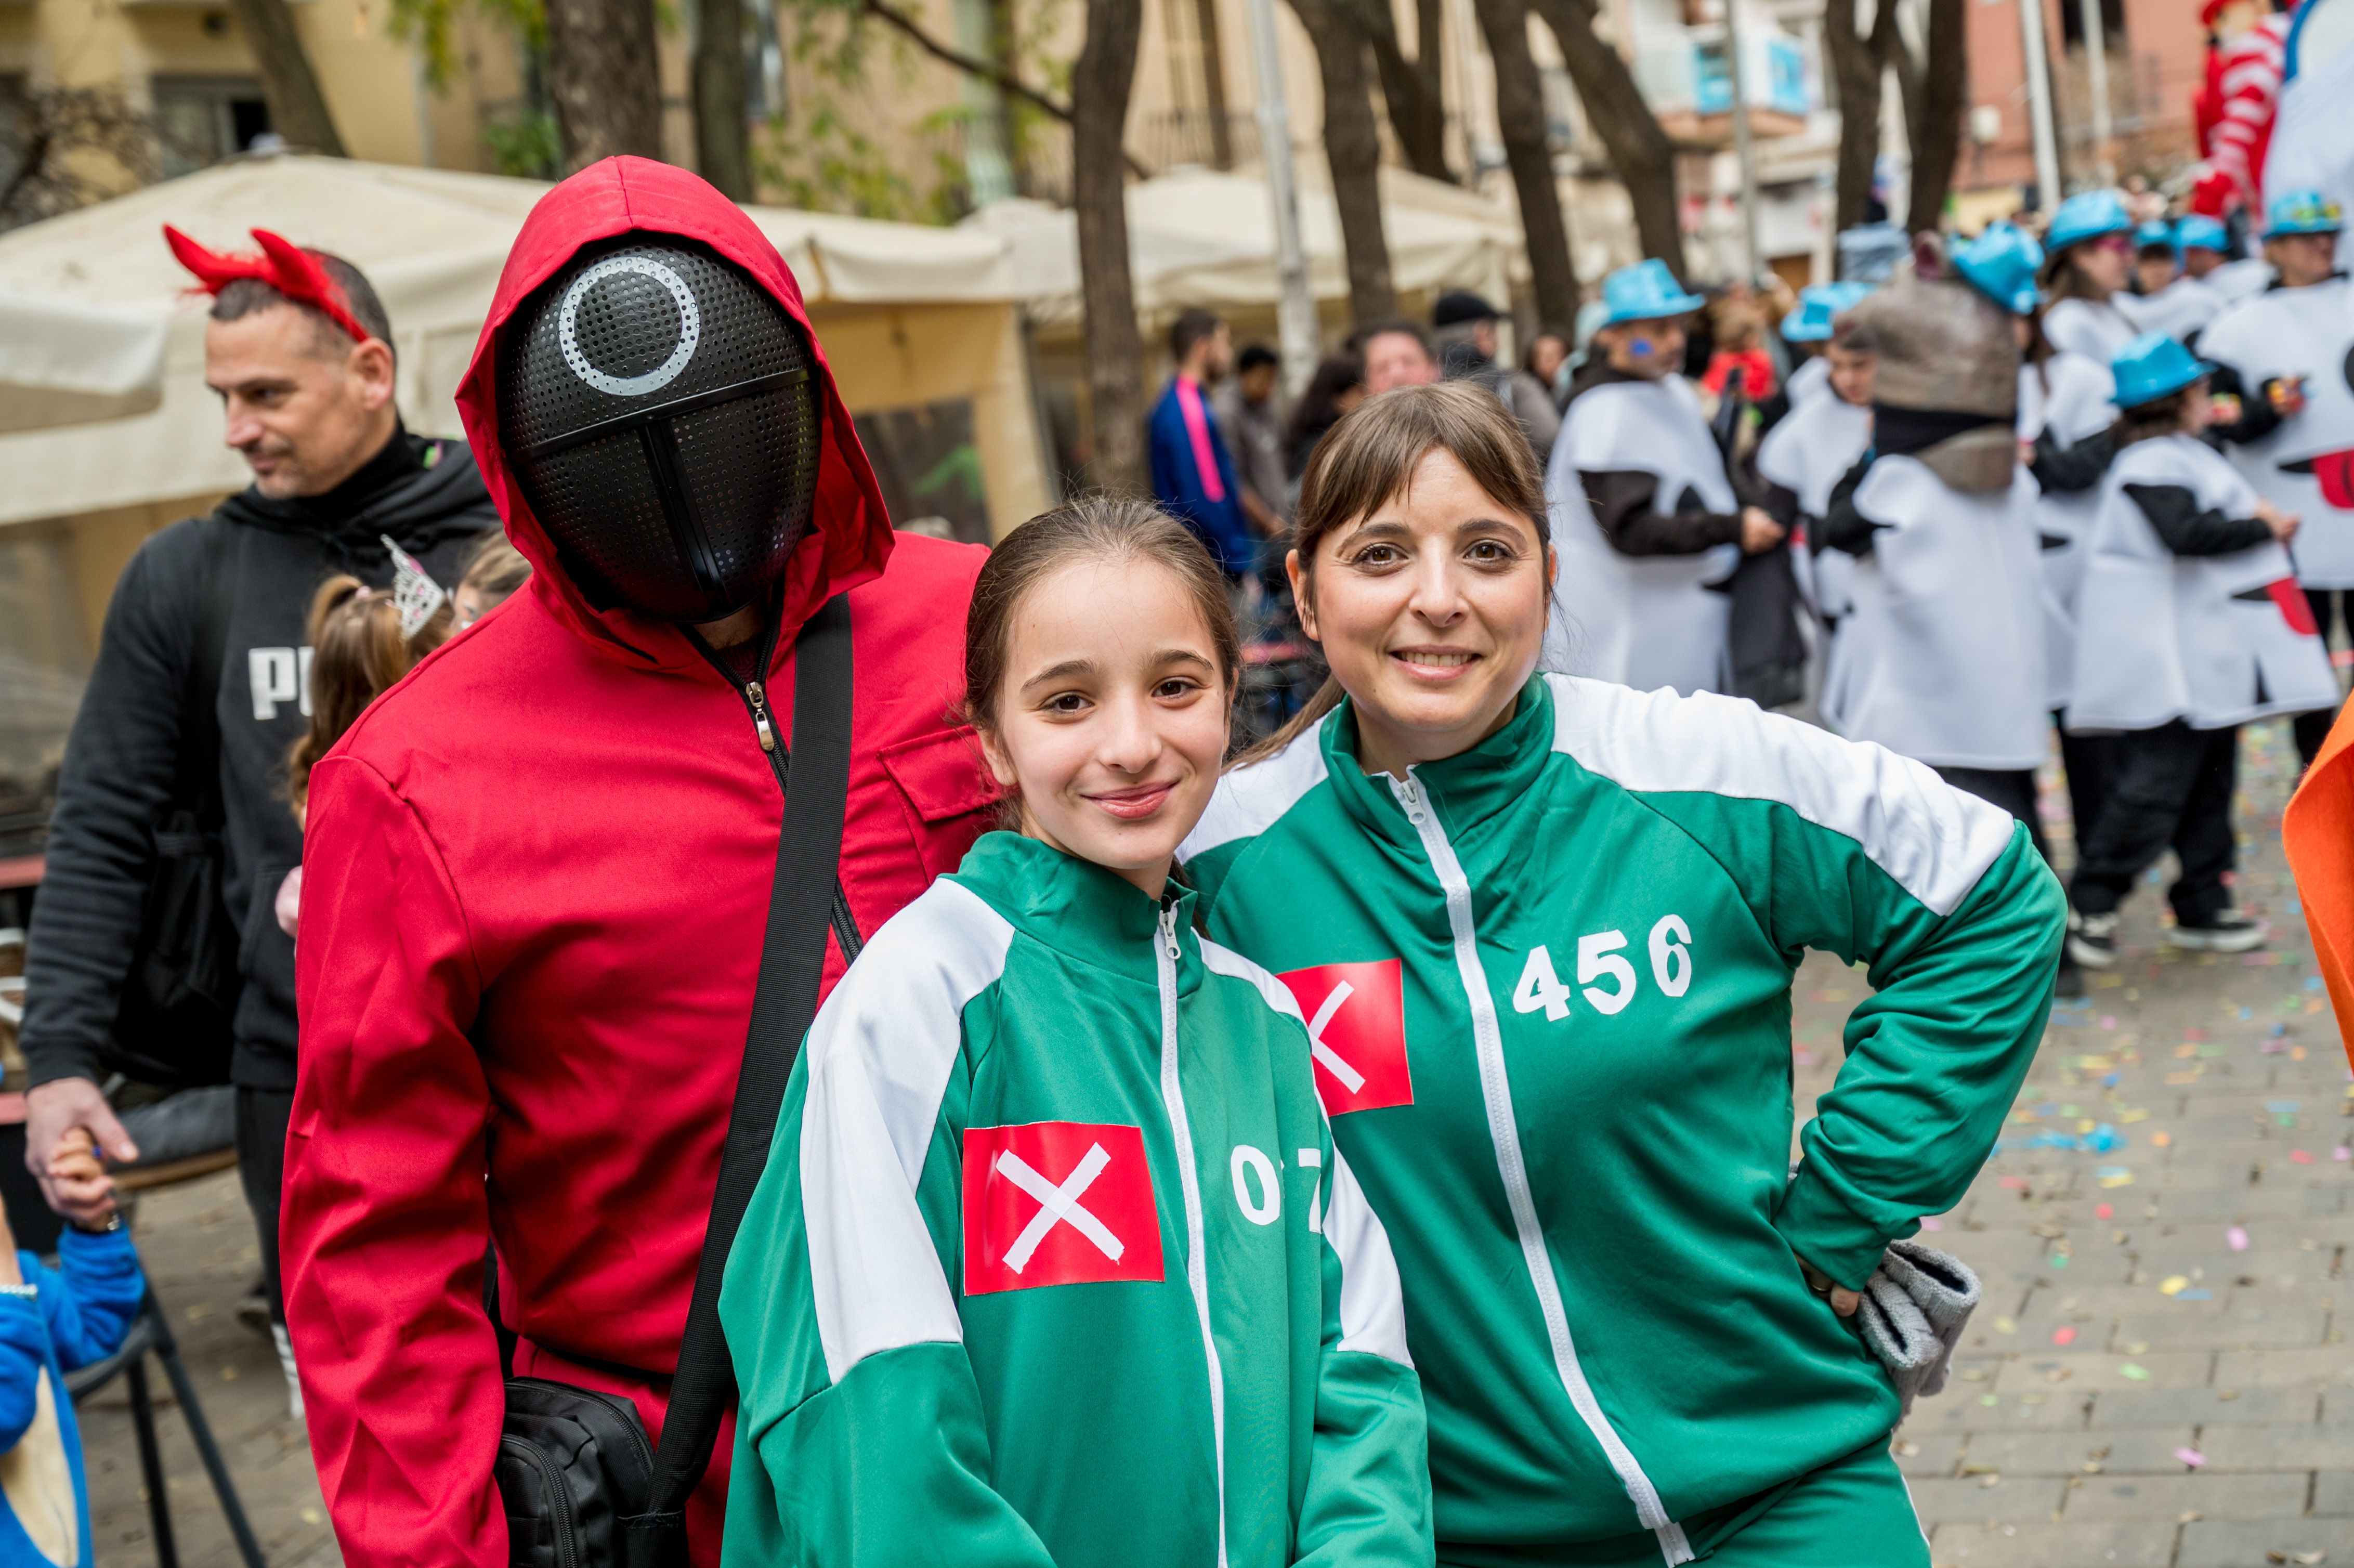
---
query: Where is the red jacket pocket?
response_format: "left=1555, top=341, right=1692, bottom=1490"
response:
left=879, top=727, right=999, bottom=878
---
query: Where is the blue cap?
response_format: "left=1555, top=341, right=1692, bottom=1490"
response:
left=2265, top=190, right=2344, bottom=237
left=1951, top=221, right=2046, bottom=315
left=1780, top=282, right=1874, bottom=343
left=2047, top=189, right=2135, bottom=252
left=1599, top=258, right=1708, bottom=326
left=2135, top=219, right=2177, bottom=251
left=2176, top=214, right=2230, bottom=254
left=2111, top=330, right=2213, bottom=408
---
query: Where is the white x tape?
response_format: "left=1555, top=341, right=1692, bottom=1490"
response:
left=1305, top=980, right=1366, bottom=1092
left=996, top=1143, right=1126, bottom=1272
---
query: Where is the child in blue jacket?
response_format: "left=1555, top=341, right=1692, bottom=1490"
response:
left=0, top=1133, right=143, bottom=1567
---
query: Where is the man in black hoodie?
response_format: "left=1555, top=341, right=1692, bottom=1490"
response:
left=19, top=237, right=498, bottom=1401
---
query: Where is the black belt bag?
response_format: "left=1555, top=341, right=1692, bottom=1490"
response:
left=493, top=595, right=857, bottom=1568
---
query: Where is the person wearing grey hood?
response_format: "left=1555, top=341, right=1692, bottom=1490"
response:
left=1820, top=234, right=2050, bottom=851
left=1432, top=290, right=1561, bottom=462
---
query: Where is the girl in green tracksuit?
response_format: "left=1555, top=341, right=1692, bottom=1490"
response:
left=1180, top=385, right=2065, bottom=1567
left=718, top=498, right=1433, bottom=1568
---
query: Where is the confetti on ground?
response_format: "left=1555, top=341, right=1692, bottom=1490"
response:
left=2120, top=1362, right=2151, bottom=1380
left=2291, top=1149, right=2314, bottom=1164
left=2161, top=1275, right=2190, bottom=1296
left=2153, top=1131, right=2173, bottom=1147
left=2176, top=1447, right=2206, bottom=1467
left=2052, top=1326, right=2076, bottom=1345
left=1919, top=1216, right=1942, bottom=1231
left=2178, top=1288, right=2214, bottom=1300
left=2095, top=1203, right=2113, bottom=1220
left=2228, top=1226, right=2251, bottom=1251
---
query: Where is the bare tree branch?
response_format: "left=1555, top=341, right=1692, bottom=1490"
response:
left=1824, top=0, right=1887, bottom=232
left=1291, top=0, right=1397, bottom=323
left=1336, top=0, right=1452, bottom=183
left=1073, top=0, right=1147, bottom=492
left=861, top=0, right=1149, bottom=178
left=1529, top=0, right=1684, bottom=278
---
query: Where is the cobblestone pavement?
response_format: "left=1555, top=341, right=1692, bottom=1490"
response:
left=80, top=718, right=2351, bottom=1567
left=1791, top=718, right=2354, bottom=1568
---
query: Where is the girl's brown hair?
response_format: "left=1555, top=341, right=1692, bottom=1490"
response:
left=287, top=575, right=454, bottom=817
left=963, top=495, right=1241, bottom=825
left=1234, top=381, right=1550, bottom=766
left=2111, top=383, right=2198, bottom=448
left=458, top=528, right=532, bottom=612
left=2039, top=242, right=2115, bottom=306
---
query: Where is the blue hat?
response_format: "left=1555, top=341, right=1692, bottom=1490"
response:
left=2046, top=189, right=2135, bottom=252
left=2265, top=190, right=2344, bottom=237
left=2176, top=214, right=2230, bottom=254
left=1951, top=221, right=2046, bottom=315
left=1599, top=258, right=1708, bottom=326
left=2135, top=219, right=2177, bottom=251
left=1780, top=282, right=1873, bottom=343
left=2111, top=330, right=2213, bottom=408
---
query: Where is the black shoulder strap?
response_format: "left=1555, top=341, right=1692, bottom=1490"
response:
left=626, top=592, right=856, bottom=1567
left=177, top=517, right=234, bottom=827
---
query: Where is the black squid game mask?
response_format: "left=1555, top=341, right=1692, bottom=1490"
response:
left=496, top=238, right=822, bottom=623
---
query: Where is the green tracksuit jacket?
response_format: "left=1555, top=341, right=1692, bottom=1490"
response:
left=1180, top=675, right=2063, bottom=1565
left=718, top=831, right=1434, bottom=1568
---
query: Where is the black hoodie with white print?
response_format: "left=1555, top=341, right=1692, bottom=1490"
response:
left=22, top=427, right=498, bottom=1091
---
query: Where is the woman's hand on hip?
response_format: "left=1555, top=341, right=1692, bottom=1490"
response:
left=1799, top=1256, right=1861, bottom=1317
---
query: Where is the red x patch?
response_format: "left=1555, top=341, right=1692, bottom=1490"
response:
left=962, top=1121, right=1163, bottom=1295
left=1277, top=959, right=1414, bottom=1115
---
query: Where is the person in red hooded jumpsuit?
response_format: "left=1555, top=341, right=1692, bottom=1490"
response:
left=280, top=159, right=996, bottom=1565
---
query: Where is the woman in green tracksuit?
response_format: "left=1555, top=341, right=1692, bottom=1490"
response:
left=718, top=499, right=1433, bottom=1568
left=1180, top=385, right=2065, bottom=1566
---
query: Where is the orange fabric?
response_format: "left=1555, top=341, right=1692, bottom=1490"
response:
left=2281, top=703, right=2354, bottom=1070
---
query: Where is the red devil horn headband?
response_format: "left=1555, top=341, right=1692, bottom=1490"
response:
left=163, top=225, right=374, bottom=346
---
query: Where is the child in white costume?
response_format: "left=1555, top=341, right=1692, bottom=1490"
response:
left=1756, top=295, right=1875, bottom=703
left=1543, top=258, right=1786, bottom=695
left=1818, top=233, right=2049, bottom=846
left=2200, top=190, right=2354, bottom=765
left=2126, top=218, right=2229, bottom=343
left=2063, top=333, right=2329, bottom=968
left=2039, top=191, right=2143, bottom=364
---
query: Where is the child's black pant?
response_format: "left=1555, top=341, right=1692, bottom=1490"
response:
left=2068, top=721, right=2239, bottom=921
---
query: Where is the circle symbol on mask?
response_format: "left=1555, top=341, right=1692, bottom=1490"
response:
left=557, top=256, right=702, bottom=398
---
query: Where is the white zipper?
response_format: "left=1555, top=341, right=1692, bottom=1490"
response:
left=1155, top=904, right=1229, bottom=1568
left=1388, top=773, right=1693, bottom=1566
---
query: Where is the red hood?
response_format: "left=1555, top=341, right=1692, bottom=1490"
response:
left=456, top=157, right=893, bottom=674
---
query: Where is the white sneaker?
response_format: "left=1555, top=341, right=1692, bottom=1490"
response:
left=2067, top=910, right=2121, bottom=970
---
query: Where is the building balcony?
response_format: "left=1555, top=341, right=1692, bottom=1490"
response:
left=1635, top=24, right=1813, bottom=147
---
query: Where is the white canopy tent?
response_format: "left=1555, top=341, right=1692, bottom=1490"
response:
left=963, top=164, right=1529, bottom=334
left=0, top=153, right=1042, bottom=537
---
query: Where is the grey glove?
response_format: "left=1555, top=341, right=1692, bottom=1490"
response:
left=1854, top=1239, right=1979, bottom=1416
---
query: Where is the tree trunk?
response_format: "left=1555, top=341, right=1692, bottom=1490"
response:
left=1345, top=0, right=1451, bottom=184
left=1528, top=0, right=1683, bottom=279
left=1902, top=0, right=1966, bottom=232
left=545, top=0, right=665, bottom=172
left=1823, top=0, right=1886, bottom=233
left=1470, top=0, right=1579, bottom=323
left=1291, top=0, right=1397, bottom=324
left=1191, top=0, right=1236, bottom=168
left=225, top=0, right=346, bottom=156
left=694, top=0, right=753, bottom=199
left=1073, top=0, right=1146, bottom=494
